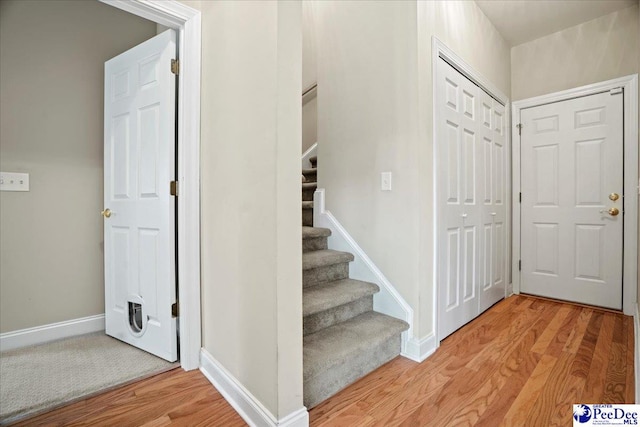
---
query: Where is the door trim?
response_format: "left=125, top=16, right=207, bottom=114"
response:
left=100, top=0, right=202, bottom=370
left=512, top=75, right=638, bottom=315
left=432, top=37, right=512, bottom=344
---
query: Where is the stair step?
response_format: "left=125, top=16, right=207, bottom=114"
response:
left=302, top=168, right=317, bottom=183
left=304, top=279, right=378, bottom=316
left=302, top=182, right=317, bottom=202
left=302, top=226, right=330, bottom=252
left=303, top=249, right=353, bottom=287
left=302, top=226, right=330, bottom=238
left=303, top=279, right=379, bottom=335
left=303, top=249, right=353, bottom=270
left=303, top=311, right=409, bottom=408
left=309, top=155, right=317, bottom=168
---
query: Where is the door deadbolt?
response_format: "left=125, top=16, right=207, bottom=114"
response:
left=609, top=193, right=620, bottom=201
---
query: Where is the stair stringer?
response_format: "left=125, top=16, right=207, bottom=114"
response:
left=312, top=188, right=433, bottom=362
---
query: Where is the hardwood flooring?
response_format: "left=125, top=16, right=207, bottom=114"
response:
left=10, top=295, right=634, bottom=426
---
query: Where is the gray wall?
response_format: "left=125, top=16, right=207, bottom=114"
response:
left=0, top=0, right=157, bottom=333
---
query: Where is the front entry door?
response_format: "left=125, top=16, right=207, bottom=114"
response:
left=520, top=90, right=623, bottom=310
left=103, top=30, right=178, bottom=361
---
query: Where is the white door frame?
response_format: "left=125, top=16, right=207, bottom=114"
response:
left=511, top=75, right=638, bottom=316
left=432, top=37, right=511, bottom=343
left=101, top=0, right=202, bottom=370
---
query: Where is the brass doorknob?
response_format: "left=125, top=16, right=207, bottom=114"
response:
left=101, top=208, right=112, bottom=218
left=608, top=207, right=619, bottom=216
left=609, top=192, right=620, bottom=201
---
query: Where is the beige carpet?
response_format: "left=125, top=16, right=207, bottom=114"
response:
left=0, top=332, right=176, bottom=424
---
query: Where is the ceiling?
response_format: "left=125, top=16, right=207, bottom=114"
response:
left=475, top=0, right=638, bottom=46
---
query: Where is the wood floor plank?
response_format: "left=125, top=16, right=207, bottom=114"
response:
left=499, top=354, right=557, bottom=427
left=563, top=308, right=593, bottom=354
left=524, top=351, right=576, bottom=427
left=530, top=305, right=572, bottom=355
left=580, top=313, right=615, bottom=403
left=603, top=342, right=628, bottom=404
left=625, top=315, right=636, bottom=403
left=13, top=295, right=634, bottom=427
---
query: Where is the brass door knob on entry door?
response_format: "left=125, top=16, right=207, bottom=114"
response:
left=101, top=208, right=112, bottom=218
left=608, top=207, right=619, bottom=216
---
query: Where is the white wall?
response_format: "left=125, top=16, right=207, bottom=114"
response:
left=196, top=0, right=303, bottom=419
left=511, top=5, right=639, bottom=101
left=302, top=3, right=318, bottom=154
left=302, top=95, right=317, bottom=154
left=0, top=0, right=156, bottom=333
left=314, top=0, right=510, bottom=341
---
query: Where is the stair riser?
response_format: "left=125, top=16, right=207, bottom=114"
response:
left=303, top=334, right=401, bottom=408
left=302, top=187, right=315, bottom=201
left=303, top=171, right=317, bottom=183
left=303, top=209, right=313, bottom=227
left=303, top=236, right=327, bottom=253
left=304, top=296, right=373, bottom=336
left=303, top=263, right=349, bottom=288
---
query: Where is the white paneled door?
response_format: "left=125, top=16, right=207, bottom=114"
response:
left=520, top=91, right=623, bottom=310
left=103, top=30, right=178, bottom=361
left=436, top=59, right=508, bottom=340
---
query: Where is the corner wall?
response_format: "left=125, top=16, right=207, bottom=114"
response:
left=0, top=0, right=156, bottom=333
left=197, top=0, right=304, bottom=420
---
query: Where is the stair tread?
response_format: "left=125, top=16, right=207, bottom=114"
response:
left=302, top=182, right=318, bottom=189
left=303, top=279, right=379, bottom=316
left=302, top=226, right=331, bottom=238
left=303, top=249, right=353, bottom=270
left=303, top=311, right=408, bottom=379
left=302, top=168, right=317, bottom=174
left=302, top=201, right=314, bottom=210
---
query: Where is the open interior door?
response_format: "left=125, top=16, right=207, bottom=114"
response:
left=103, top=29, right=177, bottom=362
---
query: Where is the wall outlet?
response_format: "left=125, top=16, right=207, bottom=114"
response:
left=0, top=172, right=30, bottom=192
left=381, top=172, right=392, bottom=191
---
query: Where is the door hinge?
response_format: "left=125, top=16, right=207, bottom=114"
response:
left=610, top=87, right=622, bottom=95
left=172, top=302, right=179, bottom=317
left=516, top=123, right=523, bottom=135
left=170, top=180, right=178, bottom=197
left=518, top=260, right=521, bottom=271
left=519, top=192, right=522, bottom=203
left=171, top=59, right=179, bottom=75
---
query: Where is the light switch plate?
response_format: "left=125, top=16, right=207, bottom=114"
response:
left=0, top=172, right=30, bottom=192
left=381, top=172, right=392, bottom=191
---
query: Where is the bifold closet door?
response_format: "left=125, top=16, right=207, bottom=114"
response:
left=436, top=59, right=507, bottom=340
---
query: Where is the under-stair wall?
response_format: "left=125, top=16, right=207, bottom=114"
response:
left=312, top=189, right=435, bottom=362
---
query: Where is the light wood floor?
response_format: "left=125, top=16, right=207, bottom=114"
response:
left=12, top=295, right=634, bottom=426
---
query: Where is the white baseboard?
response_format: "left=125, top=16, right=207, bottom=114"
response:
left=200, top=349, right=309, bottom=427
left=301, top=143, right=317, bottom=170
left=402, top=333, right=438, bottom=363
left=0, top=314, right=105, bottom=352
left=635, top=303, right=639, bottom=404
left=313, top=188, right=415, bottom=356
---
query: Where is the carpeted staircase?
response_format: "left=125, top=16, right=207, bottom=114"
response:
left=301, top=156, right=409, bottom=408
